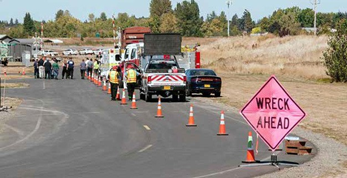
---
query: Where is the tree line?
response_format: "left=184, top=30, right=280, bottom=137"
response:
left=0, top=0, right=347, bottom=38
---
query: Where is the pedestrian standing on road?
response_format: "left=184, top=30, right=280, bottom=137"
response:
left=34, top=59, right=39, bottom=79
left=80, top=59, right=86, bottom=79
left=93, top=59, right=99, bottom=78
left=85, top=58, right=90, bottom=77
left=52, top=59, right=59, bottom=80
left=43, top=58, right=52, bottom=79
left=108, top=66, right=120, bottom=101
left=67, top=57, right=75, bottom=79
left=125, top=65, right=140, bottom=100
left=62, top=59, right=68, bottom=79
left=87, top=58, right=93, bottom=77
left=38, top=57, right=45, bottom=79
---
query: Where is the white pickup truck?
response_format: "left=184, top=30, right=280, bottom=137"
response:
left=140, top=56, right=186, bottom=102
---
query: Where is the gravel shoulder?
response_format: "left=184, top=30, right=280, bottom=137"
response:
left=195, top=73, right=347, bottom=178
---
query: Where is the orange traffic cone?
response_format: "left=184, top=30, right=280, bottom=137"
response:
left=90, top=73, right=93, bottom=82
left=94, top=76, right=98, bottom=85
left=102, top=79, right=107, bottom=91
left=217, top=111, right=228, bottom=136
left=130, top=92, right=137, bottom=109
left=242, top=131, right=257, bottom=163
left=107, top=82, right=111, bottom=94
left=22, top=68, right=26, bottom=75
left=186, top=104, right=197, bottom=127
left=3, top=69, right=7, bottom=76
left=116, top=86, right=120, bottom=100
left=98, top=77, right=102, bottom=87
left=155, top=97, right=164, bottom=118
left=120, top=89, right=127, bottom=105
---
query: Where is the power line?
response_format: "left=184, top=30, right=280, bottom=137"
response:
left=310, top=0, right=321, bottom=36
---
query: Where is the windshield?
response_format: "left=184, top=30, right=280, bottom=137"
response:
left=124, top=48, right=130, bottom=59
left=147, top=62, right=177, bottom=70
left=190, top=70, right=216, bottom=76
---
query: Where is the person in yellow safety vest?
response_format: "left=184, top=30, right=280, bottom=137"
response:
left=108, top=66, right=120, bottom=101
left=93, top=59, right=100, bottom=77
left=125, top=65, right=140, bottom=101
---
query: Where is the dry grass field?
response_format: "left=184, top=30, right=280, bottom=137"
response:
left=196, top=35, right=347, bottom=147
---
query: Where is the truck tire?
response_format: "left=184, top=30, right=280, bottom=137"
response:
left=179, top=94, right=186, bottom=102
left=215, top=92, right=221, bottom=97
left=172, top=94, right=178, bottom=101
left=145, top=93, right=152, bottom=102
left=140, top=93, right=145, bottom=100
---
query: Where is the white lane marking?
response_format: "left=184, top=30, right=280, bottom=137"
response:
left=143, top=125, right=151, bottom=131
left=43, top=80, right=45, bottom=90
left=192, top=167, right=242, bottom=178
left=4, top=124, right=25, bottom=137
left=131, top=113, right=136, bottom=117
left=138, top=144, right=152, bottom=153
left=0, top=113, right=42, bottom=151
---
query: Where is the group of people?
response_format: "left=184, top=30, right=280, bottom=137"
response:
left=34, top=57, right=75, bottom=80
left=108, top=64, right=140, bottom=101
left=34, top=56, right=140, bottom=102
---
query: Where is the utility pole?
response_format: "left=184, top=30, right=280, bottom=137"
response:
left=226, top=0, right=232, bottom=37
left=310, top=0, right=320, bottom=36
left=112, top=15, right=116, bottom=48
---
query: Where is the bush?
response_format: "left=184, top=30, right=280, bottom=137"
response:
left=323, top=19, right=347, bottom=82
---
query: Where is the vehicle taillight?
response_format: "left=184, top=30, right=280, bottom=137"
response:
left=183, top=76, right=186, bottom=82
left=148, top=76, right=152, bottom=84
left=214, top=78, right=221, bottom=82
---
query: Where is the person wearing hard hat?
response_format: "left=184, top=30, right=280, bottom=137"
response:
left=108, top=66, right=120, bottom=101
left=125, top=65, right=140, bottom=101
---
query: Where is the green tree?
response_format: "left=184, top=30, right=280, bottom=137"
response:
left=23, top=12, right=36, bottom=37
left=88, top=13, right=95, bottom=22
left=240, top=10, right=254, bottom=33
left=159, top=12, right=179, bottom=33
left=298, top=8, right=314, bottom=27
left=175, top=0, right=203, bottom=36
left=259, top=17, right=270, bottom=32
left=100, top=12, right=107, bottom=21
left=323, top=19, right=347, bottom=82
left=55, top=10, right=64, bottom=21
left=149, top=0, right=172, bottom=33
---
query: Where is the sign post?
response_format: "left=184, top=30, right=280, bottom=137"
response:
left=239, top=75, right=306, bottom=168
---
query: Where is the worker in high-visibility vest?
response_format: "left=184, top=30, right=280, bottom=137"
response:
left=125, top=65, right=140, bottom=101
left=93, top=59, right=100, bottom=77
left=108, top=66, right=120, bottom=101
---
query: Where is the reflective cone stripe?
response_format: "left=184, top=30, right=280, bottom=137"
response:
left=107, top=82, right=111, bottom=94
left=186, top=104, right=197, bottom=127
left=217, top=111, right=228, bottom=135
left=98, top=77, right=102, bottom=87
left=116, top=86, right=120, bottom=100
left=120, top=89, right=127, bottom=105
left=242, top=131, right=257, bottom=163
left=155, top=97, right=164, bottom=118
left=130, top=92, right=137, bottom=109
left=102, top=79, right=107, bottom=91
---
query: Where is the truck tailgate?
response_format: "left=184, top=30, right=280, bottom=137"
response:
left=147, top=73, right=186, bottom=86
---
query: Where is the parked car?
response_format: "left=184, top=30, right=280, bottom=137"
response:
left=93, top=49, right=103, bottom=56
left=40, top=50, right=58, bottom=56
left=79, top=48, right=94, bottom=55
left=62, top=49, right=78, bottom=55
left=185, top=68, right=221, bottom=97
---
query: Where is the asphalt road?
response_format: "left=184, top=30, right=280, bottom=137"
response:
left=0, top=72, right=314, bottom=178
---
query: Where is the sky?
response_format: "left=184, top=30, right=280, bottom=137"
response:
left=0, top=0, right=346, bottom=22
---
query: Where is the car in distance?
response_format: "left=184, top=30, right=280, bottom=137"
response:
left=40, top=50, right=58, bottom=56
left=79, top=48, right=94, bottom=55
left=62, top=49, right=78, bottom=55
left=185, top=68, right=221, bottom=97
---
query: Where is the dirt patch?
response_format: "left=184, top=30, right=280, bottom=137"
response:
left=1, top=83, right=29, bottom=88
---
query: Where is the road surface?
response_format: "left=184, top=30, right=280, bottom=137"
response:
left=0, top=75, right=314, bottom=178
